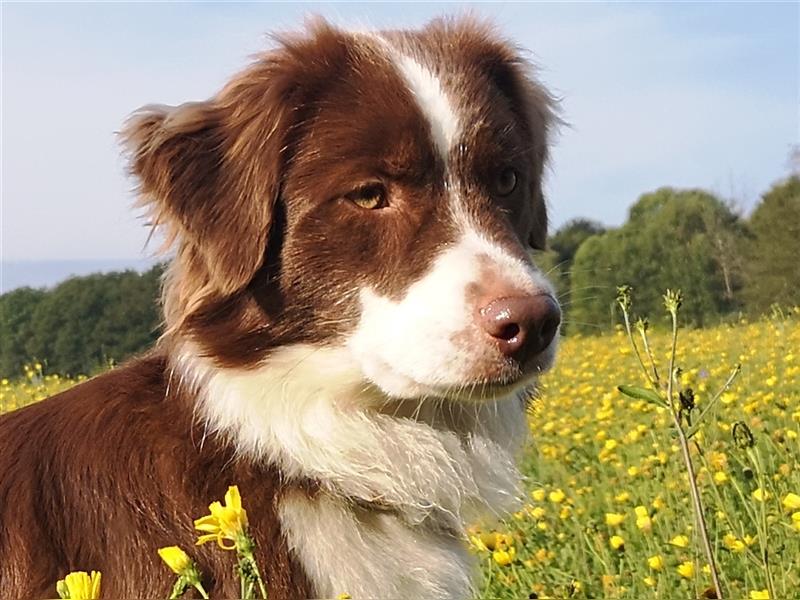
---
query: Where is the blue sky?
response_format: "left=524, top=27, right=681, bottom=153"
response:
left=2, top=2, right=798, bottom=265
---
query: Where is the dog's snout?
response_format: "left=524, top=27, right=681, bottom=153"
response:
left=478, top=295, right=561, bottom=360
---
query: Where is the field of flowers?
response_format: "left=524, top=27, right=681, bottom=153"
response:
left=1, top=312, right=798, bottom=599
left=474, top=311, right=800, bottom=599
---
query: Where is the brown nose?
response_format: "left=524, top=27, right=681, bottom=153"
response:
left=478, top=295, right=561, bottom=360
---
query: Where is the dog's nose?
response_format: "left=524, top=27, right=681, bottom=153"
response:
left=478, top=295, right=561, bottom=360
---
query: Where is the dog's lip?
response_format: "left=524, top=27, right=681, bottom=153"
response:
left=360, top=338, right=556, bottom=401
left=375, top=362, right=539, bottom=402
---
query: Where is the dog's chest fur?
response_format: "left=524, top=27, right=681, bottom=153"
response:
left=179, top=344, right=529, bottom=598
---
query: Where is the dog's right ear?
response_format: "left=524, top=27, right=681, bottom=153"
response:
left=122, top=19, right=351, bottom=303
left=122, top=93, right=288, bottom=299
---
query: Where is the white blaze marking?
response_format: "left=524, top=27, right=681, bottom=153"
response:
left=377, top=38, right=460, bottom=161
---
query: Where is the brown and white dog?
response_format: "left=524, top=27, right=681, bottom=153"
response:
left=0, top=17, right=560, bottom=599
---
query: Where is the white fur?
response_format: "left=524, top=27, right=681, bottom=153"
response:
left=180, top=344, right=526, bottom=519
left=178, top=343, right=528, bottom=598
left=280, top=490, right=474, bottom=600
left=377, top=37, right=460, bottom=161
left=349, top=228, right=557, bottom=399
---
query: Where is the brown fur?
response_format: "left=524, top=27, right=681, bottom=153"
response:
left=0, top=16, right=556, bottom=598
left=0, top=354, right=315, bottom=599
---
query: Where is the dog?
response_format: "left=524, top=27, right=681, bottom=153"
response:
left=0, top=16, right=560, bottom=599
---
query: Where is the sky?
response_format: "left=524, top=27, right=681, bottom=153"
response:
left=2, top=2, right=798, bottom=273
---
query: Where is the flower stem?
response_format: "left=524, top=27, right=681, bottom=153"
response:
left=666, top=307, right=723, bottom=599
left=193, top=582, right=210, bottom=600
left=747, top=447, right=776, bottom=600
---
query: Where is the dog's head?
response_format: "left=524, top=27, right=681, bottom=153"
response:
left=123, top=17, right=560, bottom=403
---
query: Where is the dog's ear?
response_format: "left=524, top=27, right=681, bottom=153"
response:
left=122, top=82, right=290, bottom=297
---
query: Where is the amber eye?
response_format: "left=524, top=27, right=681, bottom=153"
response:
left=345, top=183, right=387, bottom=210
left=494, top=167, right=518, bottom=197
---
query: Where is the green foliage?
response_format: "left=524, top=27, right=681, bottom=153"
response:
left=742, top=176, right=800, bottom=313
left=0, top=287, right=47, bottom=376
left=543, top=219, right=606, bottom=333
left=568, top=188, right=745, bottom=333
left=549, top=218, right=607, bottom=271
left=0, top=265, right=164, bottom=377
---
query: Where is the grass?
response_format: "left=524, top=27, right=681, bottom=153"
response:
left=2, top=312, right=798, bottom=599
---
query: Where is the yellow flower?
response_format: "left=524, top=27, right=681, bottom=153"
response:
left=714, top=471, right=729, bottom=484
left=676, top=561, right=694, bottom=579
left=723, top=533, right=746, bottom=553
left=531, top=489, right=546, bottom=502
left=652, top=497, right=666, bottom=510
left=752, top=487, right=771, bottom=502
left=670, top=535, right=690, bottom=548
left=605, top=512, right=625, bottom=526
left=479, top=532, right=497, bottom=550
left=336, top=594, right=352, bottom=599
left=708, top=451, right=727, bottom=471
left=643, top=576, right=656, bottom=587
left=497, top=533, right=514, bottom=548
left=609, top=535, right=625, bottom=550
left=548, top=489, right=566, bottom=503
left=614, top=491, right=630, bottom=503
left=56, top=571, right=102, bottom=600
left=534, top=548, right=552, bottom=562
left=791, top=512, right=800, bottom=532
left=647, top=555, right=664, bottom=570
left=782, top=492, right=800, bottom=510
left=158, top=546, right=193, bottom=575
left=601, top=574, right=616, bottom=591
left=493, top=546, right=516, bottom=566
left=469, top=535, right=488, bottom=552
left=634, top=506, right=652, bottom=531
left=195, top=485, right=249, bottom=549
left=750, top=590, right=770, bottom=599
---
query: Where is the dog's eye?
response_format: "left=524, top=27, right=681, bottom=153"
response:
left=494, top=167, right=518, bottom=197
left=345, top=183, right=387, bottom=210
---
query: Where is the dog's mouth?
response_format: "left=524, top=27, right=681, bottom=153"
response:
left=360, top=345, right=556, bottom=403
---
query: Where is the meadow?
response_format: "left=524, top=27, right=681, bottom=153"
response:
left=2, top=310, right=798, bottom=599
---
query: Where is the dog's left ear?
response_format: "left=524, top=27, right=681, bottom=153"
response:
left=122, top=72, right=293, bottom=298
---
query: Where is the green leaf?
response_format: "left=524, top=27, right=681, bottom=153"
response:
left=617, top=385, right=667, bottom=408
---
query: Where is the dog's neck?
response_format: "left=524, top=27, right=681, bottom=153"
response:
left=172, top=342, right=529, bottom=598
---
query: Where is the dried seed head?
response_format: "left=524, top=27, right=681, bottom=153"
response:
left=679, top=388, right=695, bottom=412
left=663, top=289, right=683, bottom=314
left=616, top=285, right=633, bottom=313
left=732, top=421, right=755, bottom=449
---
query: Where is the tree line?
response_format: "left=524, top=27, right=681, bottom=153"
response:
left=543, top=175, right=799, bottom=333
left=1, top=176, right=798, bottom=377
left=1, top=267, right=164, bottom=376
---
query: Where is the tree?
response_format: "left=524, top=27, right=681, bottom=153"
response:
left=1, top=265, right=164, bottom=377
left=541, top=219, right=606, bottom=333
left=742, top=176, right=800, bottom=313
left=0, top=287, right=47, bottom=375
left=569, top=188, right=746, bottom=333
left=549, top=218, right=607, bottom=271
